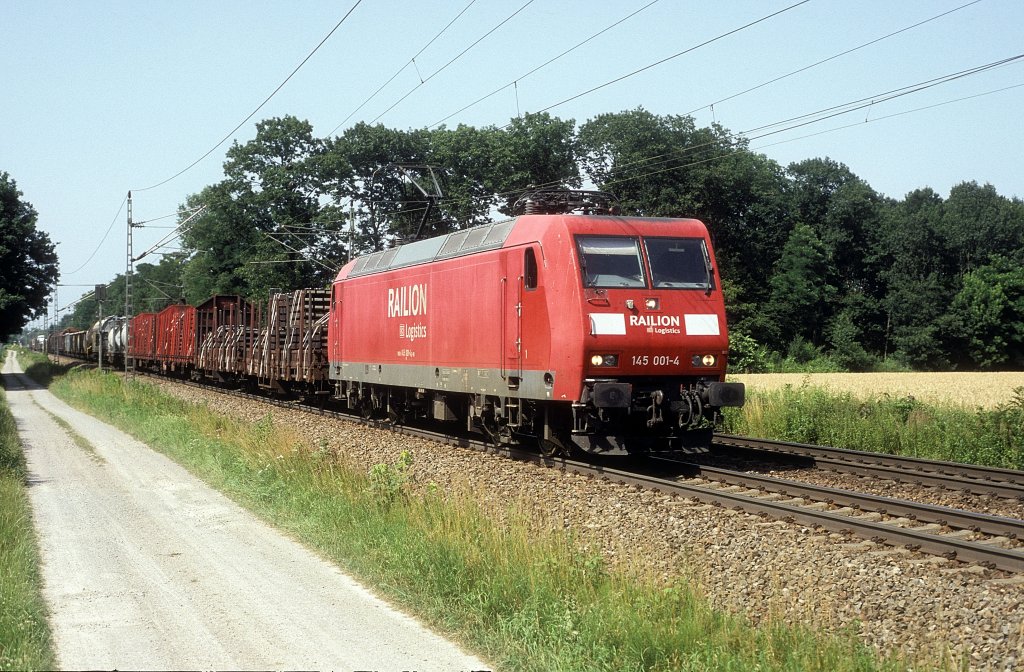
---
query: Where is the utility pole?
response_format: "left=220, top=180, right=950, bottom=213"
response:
left=95, top=284, right=106, bottom=372
left=54, top=286, right=60, bottom=361
left=125, top=191, right=135, bottom=378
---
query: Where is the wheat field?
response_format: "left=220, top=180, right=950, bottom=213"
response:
left=728, top=372, right=1024, bottom=409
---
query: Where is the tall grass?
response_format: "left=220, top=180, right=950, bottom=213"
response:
left=724, top=383, right=1024, bottom=469
left=0, top=352, right=55, bottom=670
left=48, top=368, right=900, bottom=672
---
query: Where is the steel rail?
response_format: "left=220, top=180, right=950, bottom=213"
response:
left=714, top=434, right=1024, bottom=500
left=541, top=456, right=1024, bottom=573
left=649, top=457, right=1024, bottom=539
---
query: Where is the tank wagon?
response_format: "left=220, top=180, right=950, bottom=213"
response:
left=329, top=190, right=744, bottom=456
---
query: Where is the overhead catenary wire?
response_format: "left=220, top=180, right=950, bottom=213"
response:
left=374, top=54, right=1024, bottom=224
left=261, top=231, right=341, bottom=274
left=369, top=0, right=538, bottom=124
left=63, top=192, right=128, bottom=276
left=79, top=6, right=1015, bottom=288
left=585, top=74, right=1024, bottom=194
left=428, top=0, right=662, bottom=129
left=134, top=0, right=364, bottom=193
left=752, top=80, right=1024, bottom=151
left=133, top=206, right=208, bottom=263
left=500, top=0, right=813, bottom=129
left=518, top=53, right=1024, bottom=197
left=328, top=0, right=479, bottom=136
left=684, top=0, right=984, bottom=117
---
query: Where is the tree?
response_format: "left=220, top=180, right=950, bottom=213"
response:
left=785, top=158, right=887, bottom=347
left=872, top=188, right=957, bottom=368
left=761, top=223, right=836, bottom=349
left=324, top=123, right=431, bottom=253
left=487, top=112, right=580, bottom=215
left=0, top=172, right=58, bottom=341
left=949, top=256, right=1024, bottom=369
left=181, top=116, right=335, bottom=302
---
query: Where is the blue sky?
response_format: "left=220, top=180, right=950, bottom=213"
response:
left=4, top=0, right=1022, bottom=326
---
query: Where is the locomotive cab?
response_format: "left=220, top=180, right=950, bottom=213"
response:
left=567, top=226, right=744, bottom=454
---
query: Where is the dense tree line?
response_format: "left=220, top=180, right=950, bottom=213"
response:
left=0, top=173, right=59, bottom=342
left=61, top=109, right=1024, bottom=371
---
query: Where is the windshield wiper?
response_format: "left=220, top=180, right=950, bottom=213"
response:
left=702, top=245, right=713, bottom=295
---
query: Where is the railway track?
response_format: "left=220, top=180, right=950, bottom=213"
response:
left=713, top=433, right=1024, bottom=500
left=75, top=365, right=1024, bottom=573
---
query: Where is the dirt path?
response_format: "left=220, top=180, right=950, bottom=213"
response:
left=3, top=352, right=489, bottom=671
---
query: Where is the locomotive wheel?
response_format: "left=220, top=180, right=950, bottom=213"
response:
left=538, top=434, right=568, bottom=458
left=480, top=406, right=503, bottom=445
left=481, top=418, right=505, bottom=445
left=360, top=398, right=376, bottom=420
left=387, top=406, right=407, bottom=425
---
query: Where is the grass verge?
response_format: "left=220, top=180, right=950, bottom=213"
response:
left=724, top=383, right=1024, bottom=469
left=0, top=351, right=56, bottom=670
left=46, top=367, right=901, bottom=672
left=13, top=349, right=69, bottom=388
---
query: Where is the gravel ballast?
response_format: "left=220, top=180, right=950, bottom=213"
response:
left=147, top=378, right=1024, bottom=669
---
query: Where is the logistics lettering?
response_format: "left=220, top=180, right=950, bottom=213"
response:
left=399, top=323, right=428, bottom=341
left=388, top=283, right=428, bottom=318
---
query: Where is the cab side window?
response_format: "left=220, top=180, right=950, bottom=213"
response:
left=524, top=248, right=538, bottom=290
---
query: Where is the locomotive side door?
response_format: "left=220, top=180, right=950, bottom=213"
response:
left=500, top=250, right=523, bottom=386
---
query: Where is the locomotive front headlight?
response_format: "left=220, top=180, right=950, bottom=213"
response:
left=645, top=298, right=659, bottom=310
left=691, top=354, right=718, bottom=367
left=590, top=354, right=619, bottom=367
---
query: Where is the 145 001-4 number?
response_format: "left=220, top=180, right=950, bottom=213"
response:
left=631, top=355, right=680, bottom=366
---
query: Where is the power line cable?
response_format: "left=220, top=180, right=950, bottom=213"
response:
left=685, top=0, right=984, bottom=117
left=596, top=68, right=1024, bottom=191
left=501, top=0, right=812, bottom=128
left=328, top=0, right=478, bottom=135
left=369, top=0, right=538, bottom=124
left=63, top=192, right=128, bottom=276
left=752, top=81, right=1024, bottom=151
left=134, top=0, right=364, bottom=192
left=428, top=0, right=662, bottom=128
left=546, top=53, right=1024, bottom=190
left=134, top=207, right=208, bottom=263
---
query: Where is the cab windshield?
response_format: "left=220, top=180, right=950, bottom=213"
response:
left=576, top=236, right=646, bottom=288
left=576, top=234, right=713, bottom=290
left=645, top=237, right=714, bottom=290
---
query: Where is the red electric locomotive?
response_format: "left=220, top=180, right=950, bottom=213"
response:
left=328, top=191, right=744, bottom=456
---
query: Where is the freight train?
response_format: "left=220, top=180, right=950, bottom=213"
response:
left=44, top=190, right=744, bottom=456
